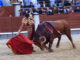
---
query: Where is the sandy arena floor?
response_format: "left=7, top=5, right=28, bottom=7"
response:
left=0, top=33, right=80, bottom=60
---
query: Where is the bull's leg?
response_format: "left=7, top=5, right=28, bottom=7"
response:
left=48, top=35, right=54, bottom=52
left=65, top=29, right=76, bottom=48
left=56, top=35, right=61, bottom=48
left=48, top=40, right=54, bottom=52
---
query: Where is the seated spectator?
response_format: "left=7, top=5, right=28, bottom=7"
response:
left=53, top=7, right=59, bottom=13
left=29, top=2, right=34, bottom=8
left=41, top=1, right=50, bottom=7
left=74, top=7, right=80, bottom=12
left=75, top=1, right=80, bottom=6
left=68, top=7, right=74, bottom=14
left=63, top=6, right=68, bottom=14
left=33, top=8, right=40, bottom=13
left=57, top=7, right=63, bottom=14
left=58, top=2, right=63, bottom=7
left=41, top=1, right=46, bottom=8
left=39, top=8, right=46, bottom=14
left=63, top=6, right=73, bottom=14
left=23, top=9, right=28, bottom=15
left=46, top=7, right=53, bottom=15
left=28, top=8, right=34, bottom=14
left=35, top=2, right=41, bottom=8
left=64, top=1, right=71, bottom=6
left=20, top=2, right=24, bottom=8
left=64, top=6, right=72, bottom=14
left=24, top=2, right=29, bottom=8
left=46, top=3, right=50, bottom=7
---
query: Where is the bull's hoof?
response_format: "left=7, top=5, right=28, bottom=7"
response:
left=56, top=45, right=59, bottom=48
left=41, top=48, right=45, bottom=51
left=73, top=45, right=76, bottom=49
left=45, top=46, right=48, bottom=50
left=33, top=50, right=36, bottom=52
left=48, top=49, right=53, bottom=52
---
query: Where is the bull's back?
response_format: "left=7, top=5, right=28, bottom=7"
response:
left=37, top=20, right=70, bottom=34
left=52, top=20, right=70, bottom=32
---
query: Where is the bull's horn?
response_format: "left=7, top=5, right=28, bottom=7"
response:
left=39, top=36, right=46, bottom=41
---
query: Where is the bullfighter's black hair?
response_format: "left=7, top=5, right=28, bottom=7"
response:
left=25, top=13, right=29, bottom=18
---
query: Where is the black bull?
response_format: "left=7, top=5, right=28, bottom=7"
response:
left=32, top=20, right=76, bottom=52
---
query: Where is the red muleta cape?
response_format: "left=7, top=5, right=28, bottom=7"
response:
left=6, top=34, right=34, bottom=54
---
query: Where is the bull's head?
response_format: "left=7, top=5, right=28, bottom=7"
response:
left=33, top=36, right=46, bottom=51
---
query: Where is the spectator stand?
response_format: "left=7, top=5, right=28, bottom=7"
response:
left=20, top=7, right=54, bottom=16
left=20, top=1, right=54, bottom=16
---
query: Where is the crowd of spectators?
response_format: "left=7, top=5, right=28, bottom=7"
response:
left=21, top=1, right=53, bottom=15
left=1, top=0, right=80, bottom=16
left=22, top=7, right=53, bottom=15
left=20, top=1, right=80, bottom=16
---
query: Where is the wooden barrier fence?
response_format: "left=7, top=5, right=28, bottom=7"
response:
left=0, top=13, right=80, bottom=32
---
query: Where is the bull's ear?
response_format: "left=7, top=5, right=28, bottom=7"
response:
left=39, top=36, right=46, bottom=42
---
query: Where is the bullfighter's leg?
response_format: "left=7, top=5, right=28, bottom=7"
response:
left=65, top=29, right=76, bottom=48
left=48, top=35, right=54, bottom=52
left=56, top=35, right=61, bottom=48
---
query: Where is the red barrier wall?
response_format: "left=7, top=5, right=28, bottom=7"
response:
left=0, top=17, right=22, bottom=32
left=0, top=6, right=14, bottom=17
left=40, top=13, right=80, bottom=28
left=0, top=13, right=80, bottom=32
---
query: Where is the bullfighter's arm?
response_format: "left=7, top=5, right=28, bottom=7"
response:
left=17, top=23, right=25, bottom=35
left=17, top=18, right=26, bottom=34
